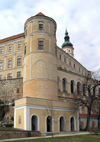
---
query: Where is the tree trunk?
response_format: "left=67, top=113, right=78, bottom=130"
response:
left=85, top=109, right=91, bottom=131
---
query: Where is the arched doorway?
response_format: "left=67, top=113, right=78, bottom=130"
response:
left=31, top=115, right=38, bottom=131
left=47, top=116, right=52, bottom=132
left=70, top=117, right=75, bottom=131
left=59, top=116, right=65, bottom=132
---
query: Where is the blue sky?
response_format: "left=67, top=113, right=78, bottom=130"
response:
left=0, top=0, right=100, bottom=71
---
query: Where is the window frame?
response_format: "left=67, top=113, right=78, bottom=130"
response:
left=17, top=71, right=21, bottom=78
left=7, top=73, right=12, bottom=79
left=39, top=24, right=43, bottom=30
left=8, top=60, right=12, bottom=68
left=17, top=57, right=21, bottom=66
left=38, top=41, right=43, bottom=50
left=0, top=62, right=3, bottom=70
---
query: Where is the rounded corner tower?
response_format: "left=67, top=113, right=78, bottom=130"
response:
left=23, top=12, right=58, bottom=100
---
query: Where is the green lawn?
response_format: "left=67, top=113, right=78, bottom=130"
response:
left=5, top=135, right=100, bottom=142
left=0, top=126, right=15, bottom=130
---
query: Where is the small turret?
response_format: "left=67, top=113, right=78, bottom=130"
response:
left=62, top=29, right=74, bottom=57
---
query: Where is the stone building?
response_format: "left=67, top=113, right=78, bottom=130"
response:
left=0, top=12, right=99, bottom=132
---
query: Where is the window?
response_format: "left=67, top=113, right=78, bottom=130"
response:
left=0, top=75, right=2, bottom=80
left=69, top=60, right=71, bottom=66
left=62, top=78, right=67, bottom=92
left=77, top=82, right=81, bottom=95
left=57, top=76, right=60, bottom=91
left=0, top=62, right=2, bottom=70
left=59, top=54, right=61, bottom=60
left=71, top=80, right=75, bottom=93
left=17, top=71, right=21, bottom=78
left=8, top=60, right=12, bottom=68
left=24, top=45, right=26, bottom=55
left=64, top=57, right=66, bottom=62
left=39, top=24, right=43, bottom=30
left=25, top=29, right=27, bottom=36
left=74, top=64, right=75, bottom=68
left=38, top=41, right=43, bottom=50
left=83, top=84, right=86, bottom=96
left=18, top=44, right=21, bottom=49
left=7, top=73, right=12, bottom=79
left=9, top=46, right=12, bottom=52
left=17, top=58, right=21, bottom=66
left=79, top=67, right=80, bottom=72
left=99, top=88, right=100, bottom=99
left=0, top=48, right=3, bottom=53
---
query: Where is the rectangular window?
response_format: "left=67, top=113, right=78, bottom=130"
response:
left=59, top=54, right=61, bottom=60
left=17, top=58, right=21, bottom=66
left=9, top=46, right=12, bottom=52
left=18, top=44, right=21, bottom=49
left=25, top=29, right=27, bottom=37
left=0, top=48, right=3, bottom=53
left=74, top=64, right=75, bottom=68
left=0, top=75, right=2, bottom=80
left=8, top=60, right=12, bottom=68
left=17, top=71, right=21, bottom=78
left=0, top=62, right=2, bottom=70
left=64, top=57, right=66, bottom=62
left=69, top=60, right=71, bottom=66
left=24, top=45, right=26, bottom=55
left=38, top=41, right=43, bottom=50
left=7, top=73, right=12, bottom=79
left=39, top=24, right=43, bottom=30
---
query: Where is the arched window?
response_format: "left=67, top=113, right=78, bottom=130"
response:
left=31, top=115, right=38, bottom=131
left=62, top=78, right=67, bottom=92
left=70, top=117, right=75, bottom=131
left=99, top=88, right=100, bottom=99
left=77, top=82, right=81, bottom=95
left=93, top=87, right=96, bottom=96
left=17, top=57, right=21, bottom=66
left=57, top=76, right=60, bottom=91
left=71, top=80, right=75, bottom=93
left=59, top=116, right=65, bottom=132
left=46, top=116, right=52, bottom=132
left=83, top=84, right=86, bottom=96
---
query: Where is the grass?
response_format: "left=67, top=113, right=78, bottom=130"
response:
left=0, top=126, right=16, bottom=130
left=4, top=135, right=100, bottom=142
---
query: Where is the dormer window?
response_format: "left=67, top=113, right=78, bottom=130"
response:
left=39, top=24, right=43, bottom=30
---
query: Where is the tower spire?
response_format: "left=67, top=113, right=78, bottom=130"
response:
left=62, top=29, right=74, bottom=57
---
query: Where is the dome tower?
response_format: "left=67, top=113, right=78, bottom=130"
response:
left=62, top=29, right=74, bottom=57
left=23, top=12, right=58, bottom=100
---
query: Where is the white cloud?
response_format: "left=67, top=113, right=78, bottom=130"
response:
left=0, top=0, right=100, bottom=71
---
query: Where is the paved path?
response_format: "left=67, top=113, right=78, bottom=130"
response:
left=0, top=132, right=90, bottom=142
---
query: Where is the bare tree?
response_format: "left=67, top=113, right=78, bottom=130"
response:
left=73, top=70, right=100, bottom=131
left=43, top=101, right=58, bottom=137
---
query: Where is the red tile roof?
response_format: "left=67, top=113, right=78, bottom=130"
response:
left=35, top=12, right=45, bottom=16
left=0, top=33, right=25, bottom=43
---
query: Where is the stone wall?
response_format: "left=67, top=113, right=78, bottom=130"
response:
left=0, top=130, right=41, bottom=139
left=0, top=78, right=23, bottom=119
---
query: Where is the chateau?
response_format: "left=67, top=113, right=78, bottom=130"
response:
left=0, top=12, right=99, bottom=133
